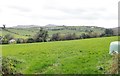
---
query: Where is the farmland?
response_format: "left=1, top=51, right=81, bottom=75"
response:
left=0, top=25, right=105, bottom=38
left=2, top=36, right=118, bottom=74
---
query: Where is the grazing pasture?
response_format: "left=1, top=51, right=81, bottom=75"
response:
left=2, top=36, right=119, bottom=74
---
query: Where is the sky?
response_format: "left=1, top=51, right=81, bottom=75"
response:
left=0, top=0, right=119, bottom=28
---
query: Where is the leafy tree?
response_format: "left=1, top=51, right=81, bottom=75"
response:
left=80, top=33, right=87, bottom=39
left=65, top=33, right=77, bottom=40
left=27, top=38, right=34, bottom=43
left=1, top=37, right=8, bottom=44
left=34, top=27, right=48, bottom=42
left=1, top=34, right=14, bottom=44
left=16, top=38, right=25, bottom=43
left=104, top=29, right=113, bottom=36
left=72, top=33, right=77, bottom=39
left=91, top=32, right=99, bottom=37
left=100, top=33, right=105, bottom=37
left=65, top=33, right=72, bottom=40
left=4, top=34, right=14, bottom=41
left=51, top=33, right=61, bottom=41
left=88, top=32, right=99, bottom=38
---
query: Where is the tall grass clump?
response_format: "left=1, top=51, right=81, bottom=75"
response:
left=108, top=53, right=120, bottom=74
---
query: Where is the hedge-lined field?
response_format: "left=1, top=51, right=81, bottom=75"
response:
left=2, top=36, right=119, bottom=74
left=0, top=26, right=105, bottom=39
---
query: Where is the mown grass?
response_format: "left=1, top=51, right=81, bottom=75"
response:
left=2, top=36, right=119, bottom=74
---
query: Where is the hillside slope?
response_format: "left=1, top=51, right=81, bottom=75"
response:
left=1, top=26, right=105, bottom=38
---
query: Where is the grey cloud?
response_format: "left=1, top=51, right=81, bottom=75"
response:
left=40, top=6, right=102, bottom=20
left=44, top=6, right=87, bottom=15
left=60, top=8, right=106, bottom=15
left=42, top=6, right=108, bottom=20
left=22, top=12, right=101, bottom=20
left=14, top=5, right=116, bottom=21
left=8, top=6, right=31, bottom=12
left=44, top=6, right=106, bottom=15
left=39, top=13, right=100, bottom=20
left=40, top=12, right=116, bottom=21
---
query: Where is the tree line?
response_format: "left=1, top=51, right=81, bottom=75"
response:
left=0, top=27, right=118, bottom=44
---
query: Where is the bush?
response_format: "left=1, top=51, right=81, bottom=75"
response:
left=26, top=38, right=34, bottom=43
left=65, top=33, right=75, bottom=40
left=104, top=29, right=114, bottom=36
left=4, top=34, right=14, bottom=41
left=2, top=56, right=22, bottom=74
left=1, top=34, right=15, bottom=44
left=51, top=33, right=79, bottom=41
left=16, top=38, right=25, bottom=44
left=1, top=38, right=9, bottom=44
left=80, top=33, right=88, bottom=39
left=51, top=33, right=61, bottom=41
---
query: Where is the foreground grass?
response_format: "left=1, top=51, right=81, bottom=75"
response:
left=2, top=36, right=119, bottom=74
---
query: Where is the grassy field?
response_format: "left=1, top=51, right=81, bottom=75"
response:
left=0, top=26, right=105, bottom=39
left=2, top=36, right=118, bottom=74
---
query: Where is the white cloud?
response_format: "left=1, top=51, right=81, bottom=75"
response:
left=0, top=0, right=119, bottom=28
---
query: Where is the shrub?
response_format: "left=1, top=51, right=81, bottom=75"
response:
left=65, top=33, right=74, bottom=40
left=16, top=38, right=25, bottom=44
left=1, top=38, right=9, bottom=44
left=1, top=34, right=15, bottom=44
left=2, top=56, right=22, bottom=74
left=26, top=38, right=34, bottom=43
left=51, top=33, right=79, bottom=41
left=51, top=33, right=61, bottom=41
left=104, top=29, right=114, bottom=36
left=4, top=34, right=14, bottom=41
left=80, top=33, right=88, bottom=39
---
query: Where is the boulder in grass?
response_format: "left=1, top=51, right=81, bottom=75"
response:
left=109, top=41, right=120, bottom=55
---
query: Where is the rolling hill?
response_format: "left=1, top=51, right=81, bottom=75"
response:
left=0, top=25, right=105, bottom=38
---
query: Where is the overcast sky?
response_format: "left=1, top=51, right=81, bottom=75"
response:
left=0, top=0, right=119, bottom=28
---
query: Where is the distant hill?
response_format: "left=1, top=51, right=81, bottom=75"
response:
left=13, top=24, right=64, bottom=28
left=45, top=24, right=65, bottom=27
left=45, top=24, right=58, bottom=27
left=13, top=25, right=40, bottom=28
left=1, top=25, right=117, bottom=39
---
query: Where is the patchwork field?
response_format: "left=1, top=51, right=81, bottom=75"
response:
left=2, top=36, right=119, bottom=74
left=0, top=26, right=105, bottom=39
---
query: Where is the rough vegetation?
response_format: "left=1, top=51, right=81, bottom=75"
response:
left=2, top=56, right=23, bottom=75
left=108, top=54, right=120, bottom=74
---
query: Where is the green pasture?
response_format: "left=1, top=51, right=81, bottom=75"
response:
left=2, top=36, right=119, bottom=74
